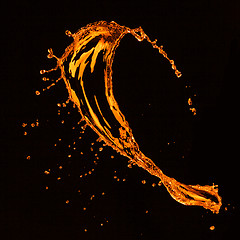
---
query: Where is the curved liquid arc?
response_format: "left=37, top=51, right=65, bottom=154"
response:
left=41, top=21, right=222, bottom=213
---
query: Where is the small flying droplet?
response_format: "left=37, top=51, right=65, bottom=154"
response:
left=188, top=98, right=192, bottom=105
left=210, top=226, right=215, bottom=231
left=190, top=107, right=197, bottom=115
left=65, top=30, right=72, bottom=37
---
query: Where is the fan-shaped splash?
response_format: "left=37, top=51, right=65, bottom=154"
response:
left=40, top=21, right=222, bottom=213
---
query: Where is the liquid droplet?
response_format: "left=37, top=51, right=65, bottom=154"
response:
left=188, top=98, right=192, bottom=105
left=22, top=123, right=27, bottom=127
left=65, top=30, right=72, bottom=37
left=210, top=226, right=215, bottom=230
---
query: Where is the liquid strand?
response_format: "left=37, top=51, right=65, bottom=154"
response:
left=40, top=21, right=222, bottom=213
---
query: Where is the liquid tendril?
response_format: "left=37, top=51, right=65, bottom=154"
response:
left=40, top=21, right=222, bottom=213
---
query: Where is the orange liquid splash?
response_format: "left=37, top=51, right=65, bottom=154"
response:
left=40, top=21, right=222, bottom=213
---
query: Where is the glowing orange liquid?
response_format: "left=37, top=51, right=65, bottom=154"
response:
left=40, top=21, right=222, bottom=213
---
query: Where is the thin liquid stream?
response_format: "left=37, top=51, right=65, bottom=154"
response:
left=40, top=21, right=222, bottom=213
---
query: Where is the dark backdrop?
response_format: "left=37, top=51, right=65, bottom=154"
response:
left=2, top=0, right=239, bottom=239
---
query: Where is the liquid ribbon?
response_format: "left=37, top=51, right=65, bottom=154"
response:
left=40, top=21, right=222, bottom=213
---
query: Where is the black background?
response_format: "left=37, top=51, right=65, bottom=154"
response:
left=2, top=0, right=239, bottom=239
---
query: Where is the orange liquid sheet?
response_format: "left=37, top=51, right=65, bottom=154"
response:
left=40, top=21, right=222, bottom=213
